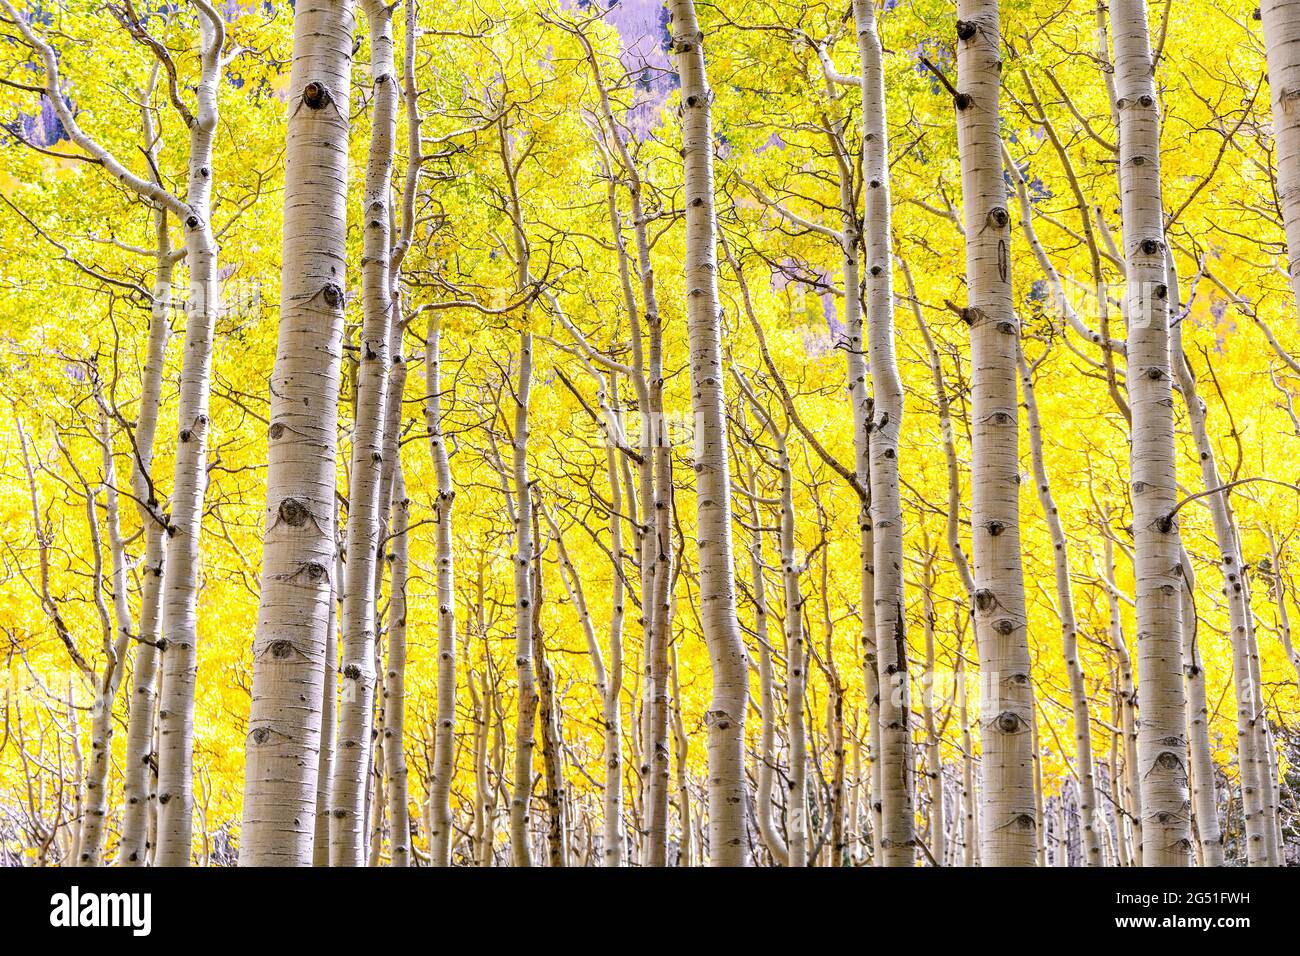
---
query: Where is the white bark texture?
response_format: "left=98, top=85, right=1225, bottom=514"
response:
left=382, top=461, right=410, bottom=866
left=955, top=1, right=1036, bottom=865
left=326, top=0, right=397, bottom=866
left=1018, top=350, right=1102, bottom=866
left=1111, top=0, right=1193, bottom=867
left=241, top=0, right=356, bottom=866
left=152, top=6, right=224, bottom=867
left=855, top=0, right=913, bottom=866
left=669, top=0, right=749, bottom=866
left=1262, top=0, right=1300, bottom=324
left=425, top=314, right=458, bottom=866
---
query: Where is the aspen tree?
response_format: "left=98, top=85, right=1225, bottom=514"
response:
left=852, top=0, right=913, bottom=865
left=918, top=547, right=944, bottom=866
left=313, top=518, right=342, bottom=866
left=1110, top=0, right=1193, bottom=866
left=327, top=0, right=398, bottom=866
left=1099, top=518, right=1143, bottom=865
left=531, top=519, right=567, bottom=868
left=668, top=0, right=749, bottom=865
left=4, top=0, right=231, bottom=865
left=1168, top=261, right=1264, bottom=863
left=380, top=461, right=410, bottom=866
left=1017, top=347, right=1102, bottom=865
left=954, top=0, right=1036, bottom=865
left=1261, top=0, right=1300, bottom=325
left=1178, top=549, right=1224, bottom=865
left=742, top=454, right=788, bottom=866
left=117, top=110, right=178, bottom=869
left=147, top=2, right=226, bottom=867
left=423, top=312, right=458, bottom=866
left=241, top=0, right=357, bottom=866
left=508, top=332, right=537, bottom=868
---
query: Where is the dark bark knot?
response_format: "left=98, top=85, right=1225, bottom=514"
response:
left=973, top=588, right=996, bottom=612
left=955, top=20, right=977, bottom=41
left=987, top=207, right=1009, bottom=229
left=954, top=92, right=973, bottom=111
left=269, top=639, right=293, bottom=659
left=278, top=497, right=311, bottom=527
left=996, top=711, right=1023, bottom=733
left=1140, top=238, right=1164, bottom=256
left=302, top=81, right=330, bottom=110
left=322, top=282, right=345, bottom=309
left=250, top=727, right=271, bottom=745
left=344, top=664, right=362, bottom=680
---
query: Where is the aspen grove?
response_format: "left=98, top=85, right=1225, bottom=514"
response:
left=4, top=0, right=1300, bottom=869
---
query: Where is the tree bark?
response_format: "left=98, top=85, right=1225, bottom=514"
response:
left=955, top=0, right=1036, bottom=865
left=668, top=0, right=749, bottom=866
left=241, top=0, right=356, bottom=866
left=1110, top=0, right=1193, bottom=866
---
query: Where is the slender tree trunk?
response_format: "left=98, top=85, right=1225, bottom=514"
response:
left=509, top=331, right=537, bottom=867
left=1018, top=349, right=1102, bottom=865
left=668, top=0, right=749, bottom=866
left=1111, top=0, right=1192, bottom=866
left=78, top=411, right=133, bottom=866
left=919, top=552, right=944, bottom=867
left=1168, top=263, right=1265, bottom=864
left=1101, top=525, right=1144, bottom=865
left=381, top=461, right=410, bottom=866
left=853, top=0, right=913, bottom=866
left=1178, top=549, right=1224, bottom=865
left=118, top=198, right=174, bottom=868
left=955, top=0, right=1036, bottom=865
left=152, top=9, right=225, bottom=867
left=312, top=523, right=341, bottom=866
left=327, top=0, right=397, bottom=867
left=1261, top=0, right=1300, bottom=326
left=421, top=313, right=458, bottom=866
left=241, top=0, right=356, bottom=866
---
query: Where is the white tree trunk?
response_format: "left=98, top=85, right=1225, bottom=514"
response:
left=1018, top=349, right=1102, bottom=865
left=955, top=0, right=1036, bottom=865
left=327, top=0, right=397, bottom=867
left=425, top=314, right=458, bottom=866
left=241, top=0, right=356, bottom=866
left=1110, top=0, right=1193, bottom=867
left=669, top=0, right=749, bottom=866
left=1262, top=0, right=1300, bottom=326
left=854, top=0, right=914, bottom=867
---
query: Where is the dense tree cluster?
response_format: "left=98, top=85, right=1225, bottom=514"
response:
left=1, top=0, right=1298, bottom=867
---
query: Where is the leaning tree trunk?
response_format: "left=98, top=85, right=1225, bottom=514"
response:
left=1110, top=0, right=1193, bottom=867
left=854, top=0, right=914, bottom=866
left=1262, top=0, right=1300, bottom=327
left=241, top=0, right=356, bottom=866
left=954, top=0, right=1036, bottom=865
left=668, top=0, right=749, bottom=866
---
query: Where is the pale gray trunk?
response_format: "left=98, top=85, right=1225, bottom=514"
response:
left=241, top=0, right=356, bottom=866
left=1111, top=0, right=1192, bottom=866
left=669, top=0, right=749, bottom=865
